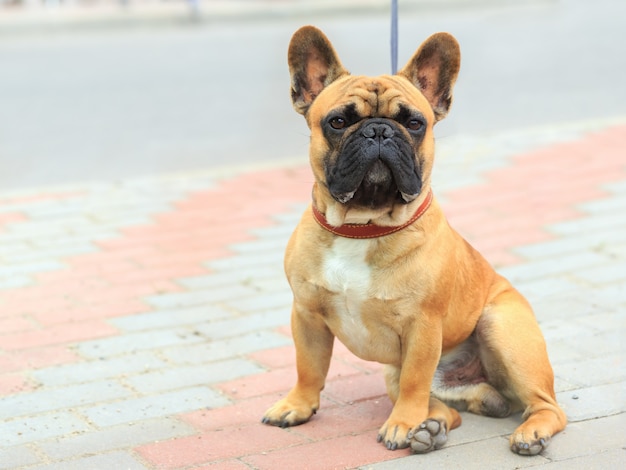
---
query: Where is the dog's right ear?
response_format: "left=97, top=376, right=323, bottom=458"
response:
left=288, top=26, right=349, bottom=115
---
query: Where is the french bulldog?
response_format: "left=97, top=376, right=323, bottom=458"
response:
left=262, top=26, right=566, bottom=455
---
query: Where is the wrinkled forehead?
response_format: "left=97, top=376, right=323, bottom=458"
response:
left=310, top=75, right=433, bottom=121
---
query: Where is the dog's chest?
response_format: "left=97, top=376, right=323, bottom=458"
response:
left=321, top=238, right=378, bottom=358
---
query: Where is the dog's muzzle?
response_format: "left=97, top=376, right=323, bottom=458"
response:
left=326, top=119, right=422, bottom=208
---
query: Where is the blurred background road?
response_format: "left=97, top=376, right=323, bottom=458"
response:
left=1, top=0, right=625, bottom=191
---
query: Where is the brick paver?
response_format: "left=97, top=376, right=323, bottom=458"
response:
left=1, top=121, right=625, bottom=468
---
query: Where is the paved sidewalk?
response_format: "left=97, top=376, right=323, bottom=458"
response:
left=1, top=119, right=625, bottom=469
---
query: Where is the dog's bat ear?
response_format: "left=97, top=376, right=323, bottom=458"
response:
left=288, top=26, right=349, bottom=115
left=398, top=32, right=460, bottom=122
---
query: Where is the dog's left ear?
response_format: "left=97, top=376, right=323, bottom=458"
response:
left=398, top=32, right=461, bottom=121
left=288, top=26, right=349, bottom=115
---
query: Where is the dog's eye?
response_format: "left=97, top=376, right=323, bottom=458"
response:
left=329, top=117, right=346, bottom=130
left=407, top=119, right=423, bottom=131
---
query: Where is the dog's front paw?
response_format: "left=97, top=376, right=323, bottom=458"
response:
left=262, top=397, right=317, bottom=428
left=377, top=419, right=412, bottom=450
left=408, top=418, right=448, bottom=453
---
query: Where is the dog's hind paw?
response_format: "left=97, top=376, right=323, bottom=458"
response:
left=408, top=418, right=448, bottom=453
left=510, top=435, right=550, bottom=456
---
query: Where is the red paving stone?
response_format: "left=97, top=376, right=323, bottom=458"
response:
left=0, top=315, right=37, bottom=334
left=0, top=320, right=119, bottom=350
left=0, top=346, right=79, bottom=373
left=322, top=373, right=389, bottom=405
left=136, top=424, right=308, bottom=469
left=0, top=212, right=27, bottom=231
left=0, top=372, right=35, bottom=395
left=286, top=398, right=393, bottom=441
left=248, top=345, right=296, bottom=369
left=216, top=358, right=364, bottom=400
left=242, top=432, right=400, bottom=470
left=181, top=395, right=285, bottom=432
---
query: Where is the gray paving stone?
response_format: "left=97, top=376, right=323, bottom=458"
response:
left=571, top=329, right=625, bottom=358
left=557, top=381, right=626, bottom=422
left=547, top=340, right=589, bottom=366
left=162, top=330, right=292, bottom=365
left=205, top=251, right=283, bottom=271
left=81, top=386, right=230, bottom=427
left=577, top=193, right=626, bottom=213
left=229, top=237, right=289, bottom=254
left=0, top=274, right=32, bottom=289
left=0, top=444, right=41, bottom=469
left=146, top=284, right=257, bottom=309
left=0, top=381, right=131, bottom=420
left=541, top=448, right=626, bottom=469
left=76, top=327, right=207, bottom=359
left=0, top=240, right=33, bottom=258
left=110, top=304, right=232, bottom=331
left=555, top=354, right=625, bottom=388
left=177, top=265, right=285, bottom=289
left=605, top=242, right=626, bottom=259
left=498, top=251, right=612, bottom=283
left=0, top=260, right=66, bottom=277
left=31, top=351, right=168, bottom=387
left=126, top=358, right=264, bottom=394
left=36, top=417, right=195, bottom=460
left=2, top=412, right=91, bottom=447
left=602, top=179, right=626, bottom=194
left=573, top=260, right=626, bottom=284
left=249, top=223, right=296, bottom=239
left=532, top=294, right=607, bottom=323
left=446, top=412, right=522, bottom=446
left=29, top=451, right=149, bottom=470
left=539, top=318, right=603, bottom=345
left=360, top=435, right=549, bottom=470
left=542, top=413, right=626, bottom=462
left=250, top=276, right=291, bottom=294
left=513, top=229, right=626, bottom=260
left=271, top=210, right=306, bottom=225
left=554, top=376, right=581, bottom=394
left=1, top=242, right=96, bottom=264
left=198, top=310, right=288, bottom=341
left=547, top=214, right=626, bottom=236
left=515, top=277, right=582, bottom=305
left=587, top=283, right=626, bottom=307
left=223, top=290, right=293, bottom=313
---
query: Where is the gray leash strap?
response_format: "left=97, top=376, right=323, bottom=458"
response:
left=391, top=0, right=399, bottom=74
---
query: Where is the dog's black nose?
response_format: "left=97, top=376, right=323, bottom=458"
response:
left=361, top=121, right=395, bottom=140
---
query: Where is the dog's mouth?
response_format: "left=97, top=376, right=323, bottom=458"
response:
left=330, top=159, right=419, bottom=208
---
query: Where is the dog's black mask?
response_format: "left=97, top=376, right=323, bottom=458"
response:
left=325, top=118, right=422, bottom=209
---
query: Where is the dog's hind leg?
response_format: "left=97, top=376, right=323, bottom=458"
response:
left=431, top=336, right=511, bottom=418
left=475, top=282, right=567, bottom=455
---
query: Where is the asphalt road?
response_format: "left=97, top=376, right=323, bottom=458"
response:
left=1, top=0, right=625, bottom=191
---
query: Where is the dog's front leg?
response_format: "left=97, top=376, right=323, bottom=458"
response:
left=377, top=317, right=443, bottom=450
left=262, top=302, right=334, bottom=427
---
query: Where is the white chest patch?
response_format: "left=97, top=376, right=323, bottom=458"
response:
left=322, top=238, right=373, bottom=356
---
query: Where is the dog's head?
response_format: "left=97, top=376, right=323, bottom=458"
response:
left=288, top=26, right=460, bottom=227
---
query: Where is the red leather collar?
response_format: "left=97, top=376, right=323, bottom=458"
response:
left=311, top=189, right=433, bottom=239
